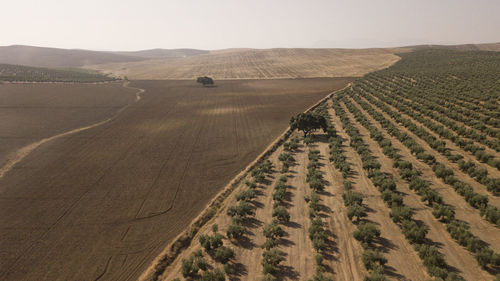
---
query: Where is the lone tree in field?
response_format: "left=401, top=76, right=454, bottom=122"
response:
left=290, top=112, right=328, bottom=137
left=197, top=76, right=214, bottom=86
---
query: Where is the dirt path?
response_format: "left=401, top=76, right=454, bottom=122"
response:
left=328, top=103, right=429, bottom=281
left=343, top=98, right=497, bottom=279
left=0, top=81, right=145, bottom=181
left=313, top=140, right=366, bottom=280
left=279, top=143, right=315, bottom=280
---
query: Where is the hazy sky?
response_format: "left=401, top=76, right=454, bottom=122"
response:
left=2, top=0, right=499, bottom=51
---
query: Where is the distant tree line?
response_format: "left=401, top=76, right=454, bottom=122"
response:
left=0, top=64, right=116, bottom=82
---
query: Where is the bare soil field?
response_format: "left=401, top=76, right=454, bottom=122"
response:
left=87, top=48, right=405, bottom=80
left=0, top=82, right=137, bottom=172
left=0, top=78, right=352, bottom=281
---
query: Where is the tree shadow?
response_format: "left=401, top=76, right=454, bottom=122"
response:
left=230, top=235, right=256, bottom=250
left=364, top=205, right=377, bottom=214
left=244, top=217, right=263, bottom=229
left=284, top=220, right=301, bottom=229
left=261, top=178, right=272, bottom=186
left=318, top=203, right=332, bottom=215
left=383, top=265, right=406, bottom=280
left=251, top=200, right=264, bottom=209
left=276, top=265, right=300, bottom=280
left=229, top=262, right=248, bottom=280
left=279, top=237, right=296, bottom=247
left=373, top=236, right=397, bottom=254
left=317, top=189, right=333, bottom=197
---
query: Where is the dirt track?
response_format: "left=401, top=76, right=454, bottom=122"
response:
left=0, top=78, right=352, bottom=281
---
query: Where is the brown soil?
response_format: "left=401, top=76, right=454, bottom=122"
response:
left=0, top=82, right=137, bottom=171
left=0, top=78, right=352, bottom=281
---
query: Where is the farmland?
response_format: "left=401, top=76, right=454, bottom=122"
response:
left=0, top=78, right=352, bottom=281
left=150, top=50, right=500, bottom=281
left=0, top=82, right=138, bottom=174
left=87, top=48, right=405, bottom=80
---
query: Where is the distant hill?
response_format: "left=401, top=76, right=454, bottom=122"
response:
left=408, top=42, right=500, bottom=52
left=0, top=45, right=210, bottom=68
left=2, top=43, right=498, bottom=79
left=0, top=63, right=116, bottom=82
left=112, top=48, right=209, bottom=58
left=0, top=45, right=147, bottom=68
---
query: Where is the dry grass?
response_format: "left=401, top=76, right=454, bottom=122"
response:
left=86, top=48, right=407, bottom=79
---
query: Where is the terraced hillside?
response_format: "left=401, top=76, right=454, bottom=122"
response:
left=148, top=50, right=500, bottom=281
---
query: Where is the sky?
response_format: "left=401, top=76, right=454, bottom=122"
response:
left=1, top=0, right=499, bottom=51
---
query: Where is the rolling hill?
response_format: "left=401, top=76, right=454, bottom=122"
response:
left=86, top=48, right=407, bottom=80
left=0, top=45, right=209, bottom=68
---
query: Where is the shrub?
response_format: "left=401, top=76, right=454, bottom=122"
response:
left=353, top=223, right=381, bottom=246
left=200, top=268, right=225, bottom=281
left=362, top=249, right=387, bottom=271
left=272, top=206, right=290, bottom=223
left=227, top=201, right=254, bottom=217
left=263, top=220, right=285, bottom=240
left=214, top=246, right=235, bottom=264
left=347, top=203, right=367, bottom=222
left=199, top=233, right=223, bottom=251
left=181, top=257, right=197, bottom=277
left=226, top=223, right=245, bottom=239
left=416, top=244, right=447, bottom=278
left=309, top=218, right=328, bottom=252
left=343, top=190, right=363, bottom=206
left=390, top=205, right=413, bottom=223
left=364, top=270, right=387, bottom=281
left=432, top=205, right=455, bottom=222
left=195, top=256, right=209, bottom=271
left=402, top=220, right=427, bottom=244
left=236, top=189, right=256, bottom=202
left=199, top=234, right=211, bottom=251
left=261, top=249, right=285, bottom=274
left=262, top=238, right=278, bottom=250
left=224, top=263, right=235, bottom=275
left=343, top=180, right=353, bottom=190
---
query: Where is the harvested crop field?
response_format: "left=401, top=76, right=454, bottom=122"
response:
left=0, top=78, right=352, bottom=281
left=87, top=48, right=404, bottom=80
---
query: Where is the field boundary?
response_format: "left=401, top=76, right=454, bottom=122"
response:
left=138, top=82, right=352, bottom=281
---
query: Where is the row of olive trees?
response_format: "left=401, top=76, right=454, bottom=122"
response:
left=352, top=92, right=500, bottom=228
left=341, top=93, right=500, bottom=274
left=334, top=95, right=463, bottom=279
